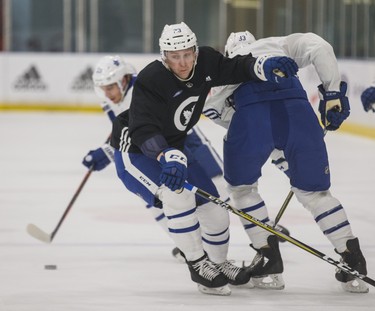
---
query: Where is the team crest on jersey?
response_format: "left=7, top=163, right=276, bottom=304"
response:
left=174, top=96, right=199, bottom=131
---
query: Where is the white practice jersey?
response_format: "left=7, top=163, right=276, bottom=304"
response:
left=204, top=32, right=341, bottom=128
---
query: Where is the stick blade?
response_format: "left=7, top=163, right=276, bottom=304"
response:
left=26, top=223, right=52, bottom=243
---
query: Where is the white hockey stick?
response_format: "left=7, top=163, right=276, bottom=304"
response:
left=27, top=167, right=94, bottom=243
left=27, top=134, right=111, bottom=243
left=27, top=223, right=54, bottom=243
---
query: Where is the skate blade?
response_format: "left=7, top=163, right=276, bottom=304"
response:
left=251, top=274, right=285, bottom=290
left=341, top=279, right=369, bottom=293
left=234, top=279, right=255, bottom=289
left=197, top=284, right=231, bottom=296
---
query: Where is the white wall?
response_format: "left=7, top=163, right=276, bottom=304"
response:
left=0, top=53, right=374, bottom=129
left=0, top=53, right=158, bottom=107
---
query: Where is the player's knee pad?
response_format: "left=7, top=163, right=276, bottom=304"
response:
left=228, top=183, right=271, bottom=248
left=197, top=202, right=229, bottom=234
left=157, top=186, right=196, bottom=217
left=292, top=187, right=340, bottom=215
left=292, top=187, right=348, bottom=231
left=156, top=186, right=199, bottom=236
left=228, top=183, right=262, bottom=209
left=158, top=187, right=206, bottom=261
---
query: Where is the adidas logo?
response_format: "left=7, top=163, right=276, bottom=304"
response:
left=71, top=66, right=94, bottom=91
left=13, top=65, right=47, bottom=90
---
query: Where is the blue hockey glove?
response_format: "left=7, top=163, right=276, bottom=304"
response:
left=318, top=81, right=350, bottom=131
left=158, top=148, right=188, bottom=192
left=254, top=55, right=299, bottom=83
left=361, top=86, right=375, bottom=112
left=82, top=143, right=114, bottom=171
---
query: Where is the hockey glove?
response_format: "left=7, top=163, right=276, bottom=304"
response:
left=158, top=148, right=188, bottom=192
left=318, top=81, right=350, bottom=131
left=254, top=55, right=299, bottom=83
left=82, top=143, right=114, bottom=171
left=360, top=86, right=375, bottom=112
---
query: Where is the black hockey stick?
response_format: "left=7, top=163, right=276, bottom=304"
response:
left=27, top=134, right=111, bottom=243
left=184, top=182, right=375, bottom=287
left=273, top=190, right=294, bottom=227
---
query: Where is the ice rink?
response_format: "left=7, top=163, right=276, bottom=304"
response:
left=1, top=112, right=375, bottom=311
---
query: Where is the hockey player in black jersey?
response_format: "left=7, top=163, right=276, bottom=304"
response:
left=81, top=55, right=233, bottom=264
left=110, top=22, right=298, bottom=295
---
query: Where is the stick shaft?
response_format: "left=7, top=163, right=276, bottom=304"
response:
left=50, top=167, right=93, bottom=241
left=273, top=190, right=294, bottom=226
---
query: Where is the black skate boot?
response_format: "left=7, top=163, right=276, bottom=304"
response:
left=269, top=221, right=290, bottom=243
left=335, top=238, right=369, bottom=293
left=215, top=260, right=251, bottom=286
left=187, top=254, right=231, bottom=295
left=246, top=235, right=285, bottom=289
left=171, top=247, right=185, bottom=263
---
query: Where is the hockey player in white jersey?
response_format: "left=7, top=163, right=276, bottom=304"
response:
left=204, top=31, right=369, bottom=293
left=82, top=56, right=235, bottom=263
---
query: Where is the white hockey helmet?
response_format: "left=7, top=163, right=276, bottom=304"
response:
left=224, top=31, right=256, bottom=58
left=92, top=55, right=136, bottom=100
left=159, top=22, right=197, bottom=52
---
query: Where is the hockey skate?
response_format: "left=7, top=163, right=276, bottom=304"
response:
left=215, top=260, right=252, bottom=286
left=246, top=235, right=285, bottom=290
left=171, top=247, right=185, bottom=263
left=187, top=254, right=231, bottom=296
left=335, top=238, right=369, bottom=293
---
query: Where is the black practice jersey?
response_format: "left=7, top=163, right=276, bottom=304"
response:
left=112, top=46, right=259, bottom=157
left=111, top=109, right=131, bottom=152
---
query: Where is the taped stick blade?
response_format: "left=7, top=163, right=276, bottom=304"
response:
left=26, top=224, right=52, bottom=243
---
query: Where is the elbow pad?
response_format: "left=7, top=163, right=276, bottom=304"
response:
left=140, top=134, right=169, bottom=159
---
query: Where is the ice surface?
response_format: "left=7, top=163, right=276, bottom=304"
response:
left=0, top=112, right=374, bottom=310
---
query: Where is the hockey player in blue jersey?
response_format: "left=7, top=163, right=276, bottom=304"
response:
left=206, top=31, right=368, bottom=293
left=110, top=22, right=299, bottom=295
left=82, top=55, right=229, bottom=262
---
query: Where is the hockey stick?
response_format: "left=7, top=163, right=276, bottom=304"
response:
left=184, top=182, right=375, bottom=287
left=27, top=134, right=111, bottom=243
left=273, top=190, right=293, bottom=227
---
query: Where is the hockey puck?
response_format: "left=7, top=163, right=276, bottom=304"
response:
left=44, top=265, right=57, bottom=270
